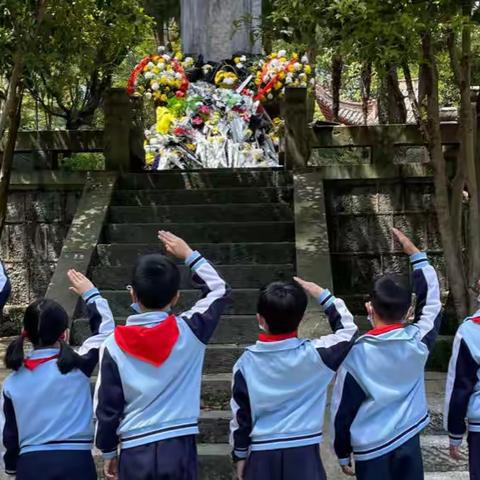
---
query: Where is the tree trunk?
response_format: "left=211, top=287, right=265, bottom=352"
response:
left=331, top=54, right=343, bottom=122
left=421, top=32, right=469, bottom=320
left=418, top=62, right=428, bottom=107
left=459, top=21, right=480, bottom=310
left=377, top=64, right=407, bottom=124
left=361, top=62, right=372, bottom=125
left=0, top=87, right=23, bottom=236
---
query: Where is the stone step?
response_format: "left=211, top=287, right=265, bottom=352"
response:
left=424, top=474, right=469, bottom=479
left=72, top=316, right=258, bottom=347
left=103, top=222, right=295, bottom=244
left=117, top=170, right=292, bottom=190
left=95, top=242, right=296, bottom=266
left=203, top=345, right=244, bottom=374
left=112, top=187, right=293, bottom=206
left=421, top=435, right=469, bottom=473
left=108, top=204, right=293, bottom=224
left=91, top=264, right=294, bottom=290
left=101, top=289, right=259, bottom=316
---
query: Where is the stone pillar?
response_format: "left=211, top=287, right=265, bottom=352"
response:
left=104, top=88, right=131, bottom=171
left=294, top=172, right=334, bottom=338
left=129, top=96, right=145, bottom=172
left=181, top=0, right=262, bottom=62
left=284, top=88, right=311, bottom=169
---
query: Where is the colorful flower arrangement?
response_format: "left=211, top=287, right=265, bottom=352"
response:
left=126, top=47, right=314, bottom=170
left=127, top=47, right=193, bottom=105
left=214, top=69, right=239, bottom=89
left=254, top=50, right=312, bottom=102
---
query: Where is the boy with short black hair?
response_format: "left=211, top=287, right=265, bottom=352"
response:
left=95, top=231, right=231, bottom=480
left=230, top=276, right=358, bottom=480
left=331, top=228, right=442, bottom=480
left=444, top=281, right=480, bottom=478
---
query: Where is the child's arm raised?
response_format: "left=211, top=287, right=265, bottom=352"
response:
left=393, top=228, right=442, bottom=351
left=229, top=362, right=252, bottom=480
left=67, top=269, right=115, bottom=376
left=444, top=328, right=479, bottom=459
left=294, top=277, right=358, bottom=371
left=159, top=231, right=232, bottom=344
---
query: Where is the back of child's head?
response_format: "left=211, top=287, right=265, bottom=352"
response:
left=257, top=281, right=308, bottom=334
left=4, top=298, right=81, bottom=374
left=132, top=254, right=180, bottom=309
left=370, top=274, right=412, bottom=323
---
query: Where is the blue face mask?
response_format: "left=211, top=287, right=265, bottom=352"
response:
left=130, top=303, right=142, bottom=313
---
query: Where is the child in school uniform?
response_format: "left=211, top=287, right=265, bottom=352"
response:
left=1, top=269, right=115, bottom=480
left=229, top=276, right=358, bottom=480
left=94, top=231, right=231, bottom=480
left=444, top=283, right=480, bottom=478
left=330, top=228, right=442, bottom=480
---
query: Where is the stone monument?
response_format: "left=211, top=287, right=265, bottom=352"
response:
left=181, top=0, right=262, bottom=62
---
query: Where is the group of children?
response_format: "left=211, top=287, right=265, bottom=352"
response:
left=0, top=228, right=478, bottom=480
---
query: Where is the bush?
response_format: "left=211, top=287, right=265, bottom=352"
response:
left=60, top=153, right=105, bottom=171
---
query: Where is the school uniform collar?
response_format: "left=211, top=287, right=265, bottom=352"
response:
left=366, top=323, right=405, bottom=336
left=126, top=310, right=171, bottom=326
left=258, top=331, right=298, bottom=342
left=468, top=309, right=480, bottom=324
left=247, top=337, right=304, bottom=353
left=27, top=348, right=60, bottom=359
left=24, top=348, right=60, bottom=371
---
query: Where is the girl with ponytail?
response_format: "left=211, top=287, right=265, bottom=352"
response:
left=1, top=270, right=115, bottom=480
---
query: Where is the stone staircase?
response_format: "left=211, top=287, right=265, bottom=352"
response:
left=1, top=168, right=465, bottom=479
left=81, top=169, right=296, bottom=478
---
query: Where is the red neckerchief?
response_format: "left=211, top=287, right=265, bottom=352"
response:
left=258, top=331, right=298, bottom=342
left=114, top=314, right=179, bottom=367
left=24, top=354, right=59, bottom=371
left=472, top=317, right=480, bottom=324
left=366, top=323, right=404, bottom=336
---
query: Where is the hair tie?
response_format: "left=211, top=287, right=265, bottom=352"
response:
left=20, top=330, right=28, bottom=339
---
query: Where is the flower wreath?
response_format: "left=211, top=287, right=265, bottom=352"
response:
left=254, top=50, right=312, bottom=102
left=126, top=52, right=190, bottom=104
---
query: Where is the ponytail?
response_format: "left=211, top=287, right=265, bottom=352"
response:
left=5, top=335, right=25, bottom=371
left=56, top=340, right=82, bottom=375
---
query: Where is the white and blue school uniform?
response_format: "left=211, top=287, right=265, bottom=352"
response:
left=229, top=291, right=358, bottom=480
left=330, top=252, right=442, bottom=480
left=1, top=288, right=114, bottom=479
left=0, top=261, right=11, bottom=312
left=94, top=251, right=231, bottom=480
left=444, top=308, right=480, bottom=478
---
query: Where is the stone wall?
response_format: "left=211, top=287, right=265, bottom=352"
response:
left=0, top=176, right=84, bottom=333
left=324, top=177, right=450, bottom=325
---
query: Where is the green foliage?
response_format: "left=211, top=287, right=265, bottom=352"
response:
left=22, top=0, right=152, bottom=128
left=59, top=152, right=105, bottom=171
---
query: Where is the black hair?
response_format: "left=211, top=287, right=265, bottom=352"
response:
left=257, top=281, right=308, bottom=334
left=5, top=299, right=81, bottom=374
left=131, top=254, right=180, bottom=309
left=370, top=274, right=412, bottom=323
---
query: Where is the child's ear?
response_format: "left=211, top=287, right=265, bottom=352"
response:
left=364, top=301, right=374, bottom=317
left=63, top=328, right=70, bottom=344
left=170, top=291, right=181, bottom=307
left=256, top=313, right=267, bottom=331
left=129, top=287, right=137, bottom=304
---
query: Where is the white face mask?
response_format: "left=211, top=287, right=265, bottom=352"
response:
left=258, top=323, right=267, bottom=332
left=367, top=314, right=375, bottom=327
